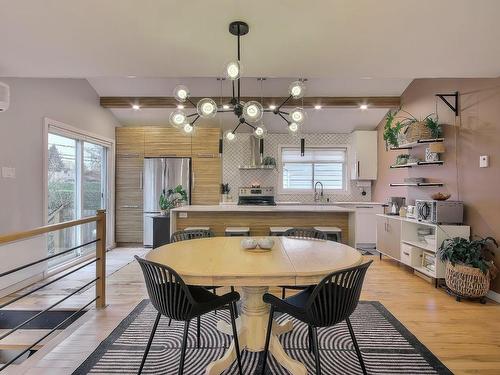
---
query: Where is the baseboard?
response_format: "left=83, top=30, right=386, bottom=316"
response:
left=486, top=289, right=500, bottom=302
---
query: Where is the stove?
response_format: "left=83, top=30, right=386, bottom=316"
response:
left=238, top=186, right=276, bottom=206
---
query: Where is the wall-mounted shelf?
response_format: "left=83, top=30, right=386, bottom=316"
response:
left=238, top=165, right=276, bottom=170
left=390, top=161, right=444, bottom=169
left=390, top=182, right=444, bottom=187
left=390, top=138, right=444, bottom=150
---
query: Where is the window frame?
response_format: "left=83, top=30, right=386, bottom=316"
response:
left=277, top=144, right=351, bottom=195
left=43, top=118, right=115, bottom=275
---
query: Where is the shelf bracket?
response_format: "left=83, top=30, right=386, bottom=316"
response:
left=435, top=91, right=459, bottom=116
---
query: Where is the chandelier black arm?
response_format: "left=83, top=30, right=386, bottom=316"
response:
left=191, top=115, right=201, bottom=125
left=232, top=80, right=235, bottom=101
left=277, top=94, right=293, bottom=110
left=187, top=113, right=199, bottom=118
left=186, top=97, right=197, bottom=107
left=244, top=121, right=256, bottom=130
left=278, top=112, right=291, bottom=124
left=232, top=121, right=242, bottom=133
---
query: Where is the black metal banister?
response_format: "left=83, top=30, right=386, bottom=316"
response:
left=0, top=239, right=98, bottom=278
left=0, top=257, right=99, bottom=310
left=0, top=297, right=98, bottom=371
left=0, top=277, right=98, bottom=341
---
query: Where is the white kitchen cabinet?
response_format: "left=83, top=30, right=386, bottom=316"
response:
left=351, top=130, right=377, bottom=180
left=336, top=203, right=384, bottom=248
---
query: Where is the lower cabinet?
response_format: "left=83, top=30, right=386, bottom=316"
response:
left=116, top=208, right=143, bottom=243
left=376, top=215, right=401, bottom=260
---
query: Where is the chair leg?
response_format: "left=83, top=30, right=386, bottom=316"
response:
left=179, top=320, right=190, bottom=375
left=231, top=286, right=239, bottom=318
left=261, top=306, right=274, bottom=375
left=229, top=303, right=243, bottom=375
left=196, top=316, right=201, bottom=348
left=138, top=312, right=161, bottom=374
left=307, top=325, right=313, bottom=354
left=311, top=326, right=321, bottom=375
left=282, top=287, right=286, bottom=299
left=168, top=318, right=172, bottom=326
left=346, top=317, right=367, bottom=375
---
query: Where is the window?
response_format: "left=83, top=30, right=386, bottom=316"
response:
left=281, top=147, right=347, bottom=192
left=46, top=120, right=111, bottom=269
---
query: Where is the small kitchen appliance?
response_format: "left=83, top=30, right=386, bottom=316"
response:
left=238, top=186, right=276, bottom=206
left=387, top=197, right=406, bottom=215
left=416, top=200, right=464, bottom=224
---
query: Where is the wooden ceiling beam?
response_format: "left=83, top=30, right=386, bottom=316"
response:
left=100, top=96, right=400, bottom=109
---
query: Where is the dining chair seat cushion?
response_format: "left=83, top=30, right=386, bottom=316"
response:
left=187, top=285, right=240, bottom=318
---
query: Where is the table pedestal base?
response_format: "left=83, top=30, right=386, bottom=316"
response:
left=205, top=286, right=307, bottom=375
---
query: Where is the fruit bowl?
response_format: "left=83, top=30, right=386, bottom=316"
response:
left=431, top=192, right=451, bottom=201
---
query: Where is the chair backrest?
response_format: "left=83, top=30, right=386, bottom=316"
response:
left=306, top=260, right=373, bottom=327
left=170, top=229, right=214, bottom=243
left=283, top=228, right=327, bottom=240
left=135, top=255, right=195, bottom=321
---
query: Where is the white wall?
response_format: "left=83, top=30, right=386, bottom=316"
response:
left=0, top=78, right=118, bottom=294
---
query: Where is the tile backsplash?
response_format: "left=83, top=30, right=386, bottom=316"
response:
left=222, top=133, right=372, bottom=203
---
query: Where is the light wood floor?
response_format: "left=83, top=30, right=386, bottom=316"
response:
left=4, top=247, right=500, bottom=375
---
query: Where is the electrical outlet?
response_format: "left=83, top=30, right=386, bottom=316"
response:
left=1, top=166, right=16, bottom=178
left=480, top=155, right=489, bottom=168
left=178, top=212, right=188, bottom=218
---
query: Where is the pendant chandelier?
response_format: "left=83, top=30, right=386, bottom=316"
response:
left=170, top=21, right=307, bottom=140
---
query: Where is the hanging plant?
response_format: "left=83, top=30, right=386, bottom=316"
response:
left=383, top=110, right=405, bottom=149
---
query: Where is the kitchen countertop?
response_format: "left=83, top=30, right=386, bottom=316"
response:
left=275, top=201, right=386, bottom=205
left=172, top=204, right=356, bottom=213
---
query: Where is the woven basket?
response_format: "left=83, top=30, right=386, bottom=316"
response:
left=404, top=121, right=432, bottom=143
left=445, top=262, right=490, bottom=298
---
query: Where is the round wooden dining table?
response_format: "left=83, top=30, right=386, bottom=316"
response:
left=145, top=236, right=363, bottom=375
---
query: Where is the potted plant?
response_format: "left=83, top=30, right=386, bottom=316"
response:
left=438, top=236, right=498, bottom=302
left=395, top=154, right=410, bottom=165
left=384, top=110, right=443, bottom=149
left=220, top=183, right=231, bottom=203
left=159, top=185, right=188, bottom=215
left=383, top=110, right=405, bottom=149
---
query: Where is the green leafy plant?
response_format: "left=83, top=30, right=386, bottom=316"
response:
left=220, top=183, right=230, bottom=194
left=383, top=110, right=405, bottom=149
left=159, top=185, right=188, bottom=211
left=263, top=156, right=276, bottom=166
left=395, top=154, right=410, bottom=165
left=423, top=116, right=442, bottom=139
left=438, top=236, right=498, bottom=276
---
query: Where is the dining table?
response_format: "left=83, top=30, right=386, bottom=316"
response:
left=145, top=235, right=363, bottom=375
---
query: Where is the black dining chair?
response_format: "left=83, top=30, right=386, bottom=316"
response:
left=262, top=260, right=373, bottom=375
left=170, top=229, right=237, bottom=348
left=135, top=256, right=243, bottom=375
left=279, top=228, right=328, bottom=299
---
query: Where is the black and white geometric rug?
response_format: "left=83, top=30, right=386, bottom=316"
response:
left=74, top=300, right=452, bottom=375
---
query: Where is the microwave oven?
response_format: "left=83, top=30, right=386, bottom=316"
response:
left=416, top=200, right=464, bottom=224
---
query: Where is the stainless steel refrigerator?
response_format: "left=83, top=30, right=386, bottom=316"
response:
left=143, top=157, right=191, bottom=247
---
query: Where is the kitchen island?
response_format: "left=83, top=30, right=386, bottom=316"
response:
left=170, top=205, right=356, bottom=245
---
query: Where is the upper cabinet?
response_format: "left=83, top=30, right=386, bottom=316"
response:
left=351, top=130, right=377, bottom=180
left=144, top=127, right=191, bottom=157
left=191, top=128, right=221, bottom=158
left=116, top=127, right=144, bottom=156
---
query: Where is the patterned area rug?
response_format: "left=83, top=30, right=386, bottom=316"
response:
left=74, top=300, right=452, bottom=374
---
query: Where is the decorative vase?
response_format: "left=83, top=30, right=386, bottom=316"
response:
left=160, top=209, right=168, bottom=216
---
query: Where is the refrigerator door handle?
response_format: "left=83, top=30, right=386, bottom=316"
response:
left=192, top=169, right=195, bottom=191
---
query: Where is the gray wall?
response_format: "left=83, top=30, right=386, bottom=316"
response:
left=0, top=78, right=118, bottom=293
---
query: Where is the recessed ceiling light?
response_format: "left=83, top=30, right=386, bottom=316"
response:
left=127, top=75, right=137, bottom=79
left=360, top=104, right=368, bottom=110
left=177, top=104, right=184, bottom=109
left=132, top=104, right=140, bottom=111
left=314, top=105, right=322, bottom=110
left=269, top=105, right=276, bottom=110
left=223, top=104, right=230, bottom=110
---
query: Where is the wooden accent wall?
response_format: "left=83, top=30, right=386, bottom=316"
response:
left=175, top=211, right=349, bottom=243
left=115, top=127, right=221, bottom=244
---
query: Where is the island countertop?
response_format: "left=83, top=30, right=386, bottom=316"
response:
left=171, top=204, right=356, bottom=213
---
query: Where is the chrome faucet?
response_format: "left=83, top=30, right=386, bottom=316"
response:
left=314, top=181, right=324, bottom=203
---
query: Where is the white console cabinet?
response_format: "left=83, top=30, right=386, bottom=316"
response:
left=376, top=214, right=470, bottom=284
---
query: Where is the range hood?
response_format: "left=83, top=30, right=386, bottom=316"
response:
left=238, top=136, right=274, bottom=170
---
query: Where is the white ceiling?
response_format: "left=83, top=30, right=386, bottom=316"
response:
left=1, top=0, right=499, bottom=79
left=2, top=0, right=498, bottom=132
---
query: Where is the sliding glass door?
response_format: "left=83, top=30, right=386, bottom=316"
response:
left=47, top=133, right=108, bottom=268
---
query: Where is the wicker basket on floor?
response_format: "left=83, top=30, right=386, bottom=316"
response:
left=445, top=262, right=490, bottom=298
left=403, top=121, right=432, bottom=143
